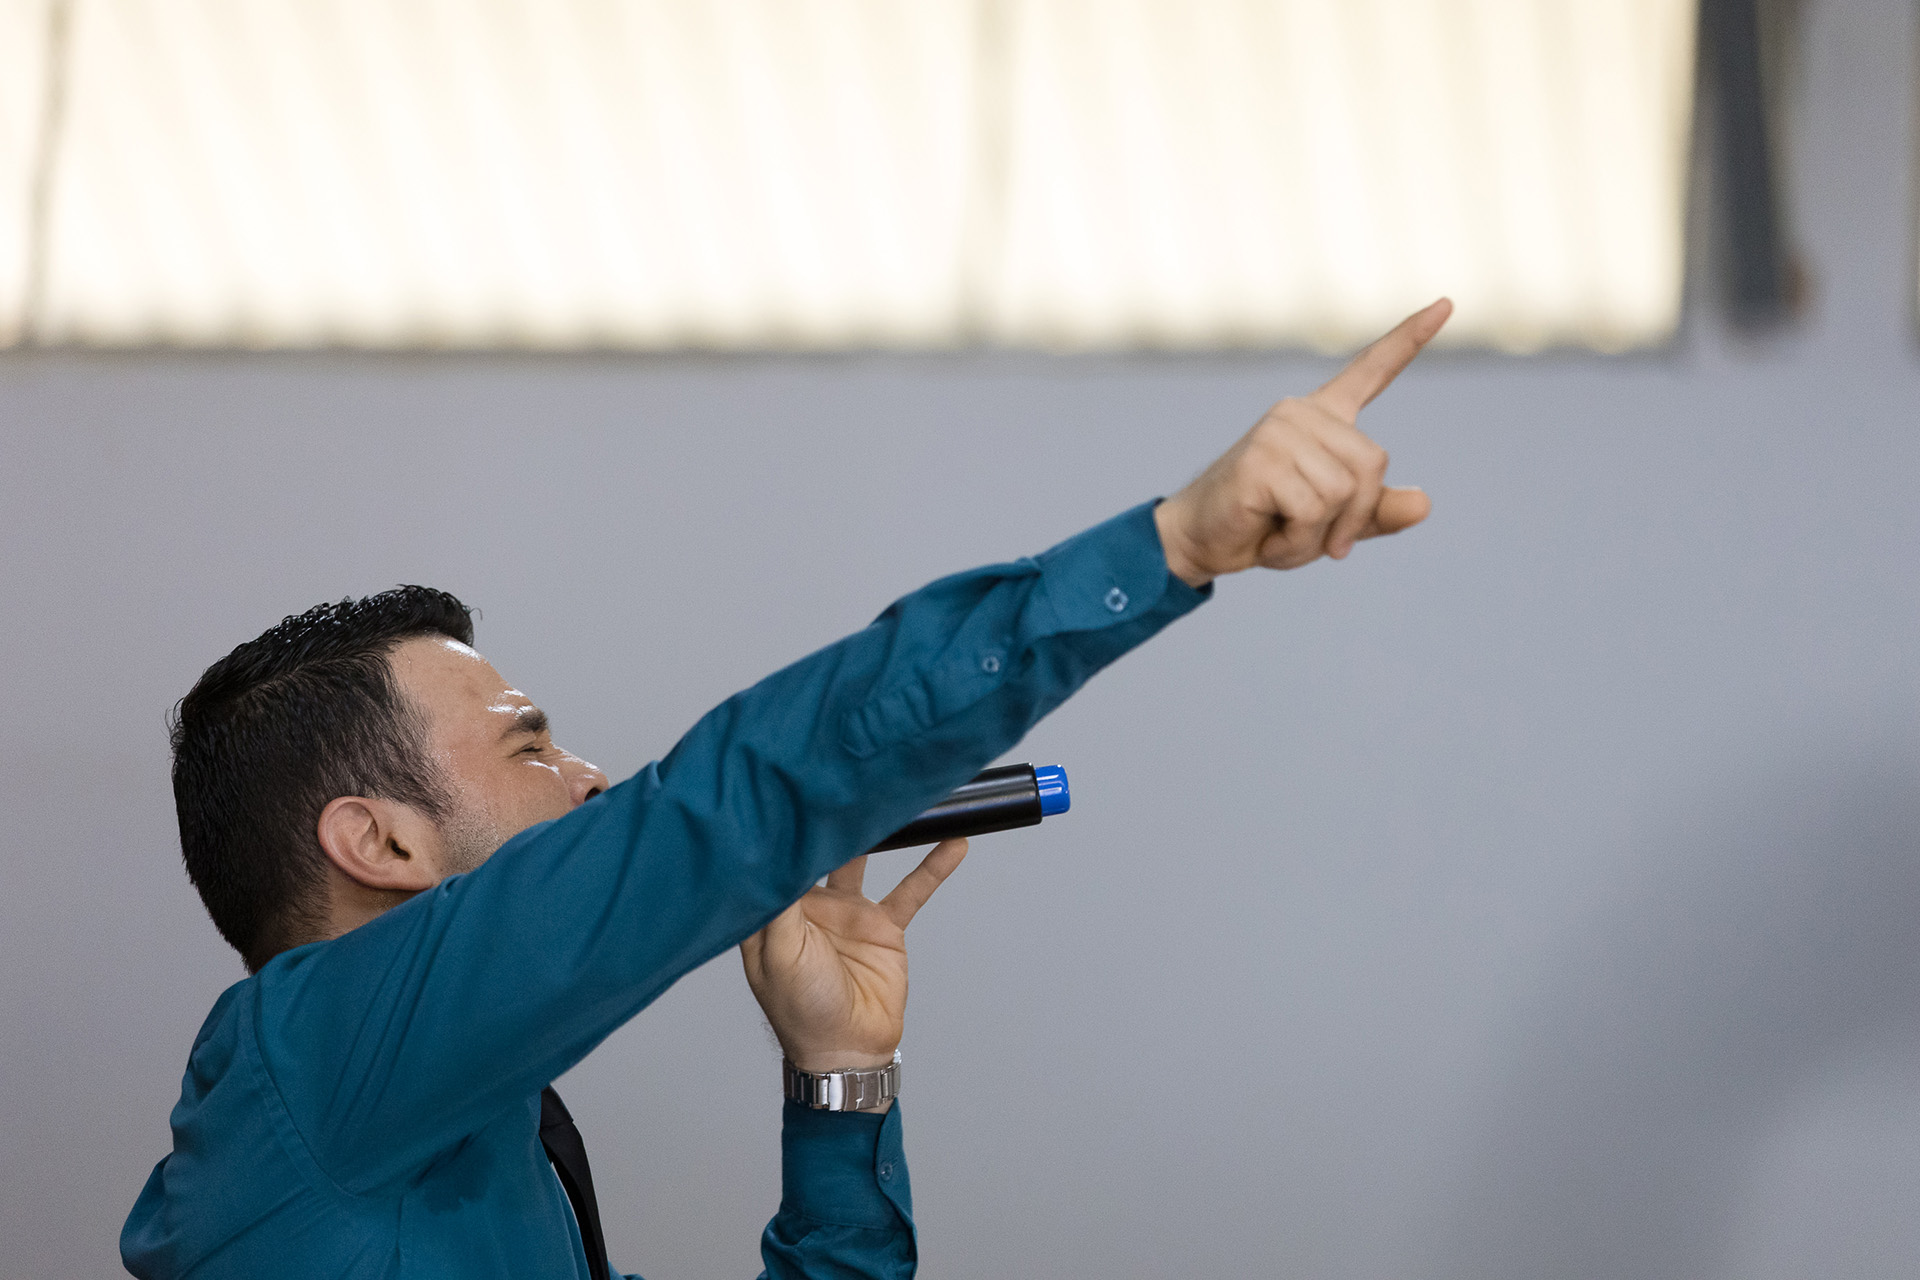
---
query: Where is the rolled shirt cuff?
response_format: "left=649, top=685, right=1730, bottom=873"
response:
left=1033, top=498, right=1212, bottom=634
left=778, top=1098, right=913, bottom=1231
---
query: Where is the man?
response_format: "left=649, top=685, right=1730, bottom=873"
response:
left=123, top=301, right=1451, bottom=1278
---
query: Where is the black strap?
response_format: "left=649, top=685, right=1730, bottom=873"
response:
left=540, top=1087, right=611, bottom=1280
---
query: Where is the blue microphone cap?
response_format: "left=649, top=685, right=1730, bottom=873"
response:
left=1033, top=764, right=1070, bottom=816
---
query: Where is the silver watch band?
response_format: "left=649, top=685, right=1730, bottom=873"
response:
left=783, top=1050, right=902, bottom=1111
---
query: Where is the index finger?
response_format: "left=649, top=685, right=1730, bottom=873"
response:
left=878, top=838, right=968, bottom=930
left=825, top=854, right=868, bottom=897
left=1311, top=298, right=1452, bottom=420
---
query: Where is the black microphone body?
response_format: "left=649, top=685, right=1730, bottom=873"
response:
left=869, top=763, right=1068, bottom=852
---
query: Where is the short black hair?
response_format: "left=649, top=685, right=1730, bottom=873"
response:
left=170, top=586, right=476, bottom=972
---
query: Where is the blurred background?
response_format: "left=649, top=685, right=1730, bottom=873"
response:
left=3, top=0, right=1918, bottom=1276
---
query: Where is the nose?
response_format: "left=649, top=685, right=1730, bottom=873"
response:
left=562, top=753, right=611, bottom=806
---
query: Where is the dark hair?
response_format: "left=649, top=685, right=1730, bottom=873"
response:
left=170, top=586, right=476, bottom=972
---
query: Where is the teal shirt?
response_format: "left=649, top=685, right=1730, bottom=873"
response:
left=123, top=502, right=1208, bottom=1279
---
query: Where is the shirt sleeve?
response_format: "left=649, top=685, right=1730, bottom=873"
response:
left=756, top=1103, right=915, bottom=1280
left=251, top=501, right=1209, bottom=1193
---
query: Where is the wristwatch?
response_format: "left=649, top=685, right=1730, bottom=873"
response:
left=783, top=1050, right=902, bottom=1111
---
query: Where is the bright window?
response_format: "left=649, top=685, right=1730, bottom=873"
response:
left=1, top=0, right=1697, bottom=351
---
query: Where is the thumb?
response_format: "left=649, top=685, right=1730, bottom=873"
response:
left=1362, top=486, right=1431, bottom=538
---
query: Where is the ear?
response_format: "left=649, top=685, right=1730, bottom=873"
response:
left=316, top=795, right=443, bottom=893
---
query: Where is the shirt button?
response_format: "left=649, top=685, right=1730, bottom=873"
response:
left=1104, top=586, right=1129, bottom=613
left=878, top=1161, right=894, bottom=1181
left=981, top=654, right=1001, bottom=674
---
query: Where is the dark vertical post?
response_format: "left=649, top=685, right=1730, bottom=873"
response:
left=1699, top=0, right=1792, bottom=329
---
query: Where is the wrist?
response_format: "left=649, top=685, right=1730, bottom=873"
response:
left=786, top=1049, right=896, bottom=1074
left=784, top=1051, right=900, bottom=1114
left=1153, top=496, right=1215, bottom=589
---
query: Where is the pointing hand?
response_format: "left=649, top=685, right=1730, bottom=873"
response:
left=1154, top=299, right=1451, bottom=586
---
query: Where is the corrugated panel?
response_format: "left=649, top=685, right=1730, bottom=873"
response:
left=13, top=0, right=1694, bottom=350
left=985, top=0, right=1695, bottom=351
left=37, top=0, right=977, bottom=346
left=0, top=0, right=52, bottom=346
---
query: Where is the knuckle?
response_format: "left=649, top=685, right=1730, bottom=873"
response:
left=1260, top=399, right=1308, bottom=431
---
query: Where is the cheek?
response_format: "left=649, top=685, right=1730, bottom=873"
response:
left=469, top=761, right=573, bottom=837
left=516, top=760, right=573, bottom=811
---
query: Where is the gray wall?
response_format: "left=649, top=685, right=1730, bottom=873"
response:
left=5, top=1, right=1919, bottom=1276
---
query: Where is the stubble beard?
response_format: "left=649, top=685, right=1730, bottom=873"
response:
left=437, top=801, right=511, bottom=877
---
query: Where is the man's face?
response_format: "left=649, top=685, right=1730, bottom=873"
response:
left=387, top=634, right=610, bottom=878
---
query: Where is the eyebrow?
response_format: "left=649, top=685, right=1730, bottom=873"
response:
left=499, top=706, right=549, bottom=741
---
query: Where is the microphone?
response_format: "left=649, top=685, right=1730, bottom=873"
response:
left=869, top=763, right=1070, bottom=853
